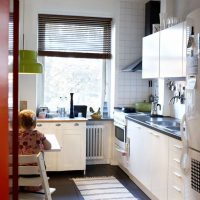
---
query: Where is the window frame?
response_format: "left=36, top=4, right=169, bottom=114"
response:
left=37, top=14, right=112, bottom=115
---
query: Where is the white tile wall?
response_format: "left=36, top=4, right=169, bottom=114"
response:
left=169, top=80, right=186, bottom=119
left=115, top=0, right=150, bottom=107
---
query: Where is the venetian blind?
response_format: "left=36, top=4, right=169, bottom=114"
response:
left=9, top=13, right=13, bottom=55
left=38, top=14, right=112, bottom=59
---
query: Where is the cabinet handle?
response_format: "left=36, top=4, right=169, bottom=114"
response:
left=172, top=185, right=181, bottom=193
left=37, top=124, right=42, bottom=127
left=74, top=123, right=79, bottom=126
left=173, top=144, right=183, bottom=149
left=149, top=131, right=160, bottom=137
left=173, top=158, right=180, bottom=163
left=173, top=172, right=182, bottom=178
left=56, top=123, right=61, bottom=126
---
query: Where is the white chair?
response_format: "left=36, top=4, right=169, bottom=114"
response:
left=9, top=152, right=55, bottom=200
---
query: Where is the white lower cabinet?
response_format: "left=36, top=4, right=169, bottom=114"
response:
left=149, top=128, right=168, bottom=200
left=126, top=120, right=169, bottom=200
left=127, top=122, right=152, bottom=191
left=57, top=122, right=86, bottom=171
left=36, top=121, right=86, bottom=172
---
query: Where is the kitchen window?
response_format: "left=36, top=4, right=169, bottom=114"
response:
left=38, top=14, right=112, bottom=113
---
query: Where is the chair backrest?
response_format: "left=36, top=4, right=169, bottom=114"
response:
left=9, top=152, right=53, bottom=200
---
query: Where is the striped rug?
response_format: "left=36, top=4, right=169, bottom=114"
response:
left=72, top=176, right=137, bottom=200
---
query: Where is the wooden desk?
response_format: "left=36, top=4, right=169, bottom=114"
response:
left=45, top=134, right=61, bottom=152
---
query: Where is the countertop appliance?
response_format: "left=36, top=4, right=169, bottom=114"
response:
left=180, top=8, right=200, bottom=200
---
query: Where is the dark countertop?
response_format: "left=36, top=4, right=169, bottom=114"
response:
left=126, top=114, right=181, bottom=140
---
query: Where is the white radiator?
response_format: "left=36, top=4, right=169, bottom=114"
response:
left=86, top=125, right=104, bottom=160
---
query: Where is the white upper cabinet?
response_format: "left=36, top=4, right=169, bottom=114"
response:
left=142, top=22, right=186, bottom=78
left=160, top=22, right=186, bottom=78
left=142, top=31, right=160, bottom=79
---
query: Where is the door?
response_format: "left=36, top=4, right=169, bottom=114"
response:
left=160, top=22, right=185, bottom=77
left=57, top=122, right=86, bottom=171
left=0, top=0, right=9, bottom=199
left=184, top=148, right=200, bottom=200
left=127, top=121, right=152, bottom=191
left=149, top=129, right=168, bottom=200
left=142, top=31, right=160, bottom=78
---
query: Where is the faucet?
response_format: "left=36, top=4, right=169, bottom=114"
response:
left=151, top=102, right=161, bottom=116
left=150, top=92, right=161, bottom=116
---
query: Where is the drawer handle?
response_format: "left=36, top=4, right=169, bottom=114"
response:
left=37, top=124, right=42, bottom=127
left=173, top=172, right=182, bottom=178
left=173, top=144, right=183, bottom=149
left=74, top=123, right=79, bottom=126
left=149, top=132, right=160, bottom=137
left=56, top=124, right=61, bottom=126
left=173, top=158, right=180, bottom=163
left=172, top=185, right=181, bottom=193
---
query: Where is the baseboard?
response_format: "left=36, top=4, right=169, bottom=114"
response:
left=118, top=164, right=158, bottom=200
left=86, top=159, right=110, bottom=165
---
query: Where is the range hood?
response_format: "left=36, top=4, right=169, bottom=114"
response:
left=122, top=57, right=142, bottom=72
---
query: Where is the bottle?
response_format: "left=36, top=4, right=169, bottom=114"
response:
left=103, top=101, right=108, bottom=118
left=69, top=93, right=74, bottom=118
left=149, top=94, right=154, bottom=103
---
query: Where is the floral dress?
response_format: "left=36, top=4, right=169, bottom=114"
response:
left=18, top=129, right=46, bottom=192
left=19, top=129, right=46, bottom=155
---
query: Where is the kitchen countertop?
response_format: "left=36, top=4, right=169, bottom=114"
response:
left=37, top=117, right=113, bottom=122
left=126, top=114, right=181, bottom=140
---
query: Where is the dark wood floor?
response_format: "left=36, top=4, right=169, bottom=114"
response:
left=48, top=164, right=151, bottom=200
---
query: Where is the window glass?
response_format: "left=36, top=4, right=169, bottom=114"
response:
left=43, top=57, right=104, bottom=114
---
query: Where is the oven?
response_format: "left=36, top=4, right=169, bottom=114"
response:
left=114, top=121, right=126, bottom=153
left=113, top=109, right=129, bottom=153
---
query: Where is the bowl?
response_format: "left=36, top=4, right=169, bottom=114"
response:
left=135, top=102, right=151, bottom=112
left=91, top=114, right=102, bottom=120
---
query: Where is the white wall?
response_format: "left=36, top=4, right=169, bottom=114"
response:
left=161, top=0, right=200, bottom=20
left=19, top=0, right=148, bottom=112
left=115, top=0, right=150, bottom=107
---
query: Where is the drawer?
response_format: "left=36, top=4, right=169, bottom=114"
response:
left=37, top=122, right=86, bottom=129
left=168, top=184, right=184, bottom=200
left=169, top=168, right=184, bottom=189
left=62, top=122, right=86, bottom=129
left=169, top=138, right=183, bottom=152
left=169, top=150, right=182, bottom=170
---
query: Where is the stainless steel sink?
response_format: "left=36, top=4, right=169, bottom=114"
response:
left=150, top=120, right=180, bottom=127
left=145, top=120, right=180, bottom=132
left=164, top=126, right=180, bottom=132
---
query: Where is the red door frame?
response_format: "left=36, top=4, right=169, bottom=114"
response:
left=0, top=0, right=9, bottom=199
left=0, top=0, right=19, bottom=199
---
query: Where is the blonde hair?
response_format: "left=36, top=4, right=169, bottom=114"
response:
left=19, top=109, right=36, bottom=130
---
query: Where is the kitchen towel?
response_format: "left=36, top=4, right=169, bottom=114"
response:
left=72, top=176, right=137, bottom=200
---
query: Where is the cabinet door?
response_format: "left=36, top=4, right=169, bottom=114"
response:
left=148, top=129, right=168, bottom=200
left=36, top=122, right=59, bottom=171
left=57, top=122, right=86, bottom=171
left=142, top=31, right=160, bottom=78
left=160, top=22, right=184, bottom=77
left=127, top=121, right=152, bottom=191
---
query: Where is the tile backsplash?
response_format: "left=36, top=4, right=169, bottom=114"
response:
left=115, top=0, right=150, bottom=107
